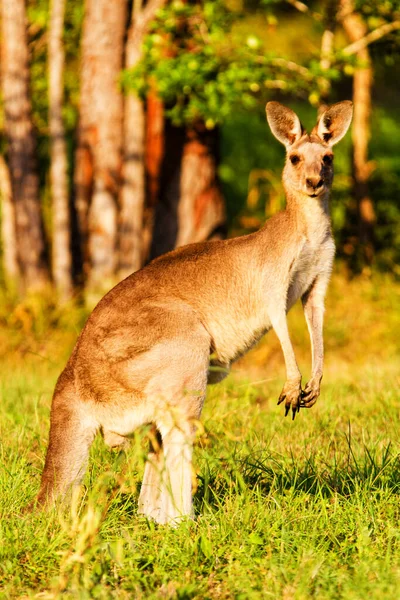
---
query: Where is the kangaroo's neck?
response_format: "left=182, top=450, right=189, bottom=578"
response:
left=284, top=186, right=331, bottom=240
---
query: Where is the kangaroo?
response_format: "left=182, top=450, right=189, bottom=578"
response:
left=36, top=101, right=352, bottom=524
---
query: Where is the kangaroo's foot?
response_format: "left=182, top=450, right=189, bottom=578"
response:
left=300, top=376, right=322, bottom=408
left=277, top=378, right=303, bottom=420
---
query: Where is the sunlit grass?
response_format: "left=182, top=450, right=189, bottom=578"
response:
left=1, top=270, right=400, bottom=598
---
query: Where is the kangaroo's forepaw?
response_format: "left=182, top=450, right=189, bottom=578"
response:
left=300, top=378, right=321, bottom=408
left=277, top=379, right=302, bottom=420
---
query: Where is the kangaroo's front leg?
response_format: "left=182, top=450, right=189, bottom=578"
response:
left=270, top=309, right=302, bottom=419
left=301, top=275, right=329, bottom=408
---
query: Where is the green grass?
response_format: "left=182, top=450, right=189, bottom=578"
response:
left=1, top=271, right=400, bottom=599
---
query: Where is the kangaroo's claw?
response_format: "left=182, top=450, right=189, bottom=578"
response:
left=278, top=379, right=302, bottom=419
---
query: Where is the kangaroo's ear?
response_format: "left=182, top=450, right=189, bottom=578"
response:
left=266, top=102, right=304, bottom=148
left=315, top=100, right=353, bottom=146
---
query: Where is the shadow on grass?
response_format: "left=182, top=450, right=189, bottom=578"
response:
left=194, top=438, right=400, bottom=515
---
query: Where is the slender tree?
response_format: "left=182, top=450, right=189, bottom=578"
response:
left=340, top=0, right=376, bottom=264
left=49, top=0, right=73, bottom=299
left=0, top=155, right=19, bottom=285
left=119, top=0, right=167, bottom=280
left=318, top=0, right=336, bottom=100
left=73, top=0, right=95, bottom=280
left=1, top=0, right=50, bottom=290
left=142, top=89, right=164, bottom=262
left=74, top=0, right=128, bottom=295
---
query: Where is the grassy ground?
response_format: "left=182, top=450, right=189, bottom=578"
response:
left=1, top=270, right=400, bottom=599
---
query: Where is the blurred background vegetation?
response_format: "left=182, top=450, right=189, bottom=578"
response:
left=0, top=0, right=400, bottom=304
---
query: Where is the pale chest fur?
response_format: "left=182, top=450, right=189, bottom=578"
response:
left=205, top=288, right=270, bottom=365
left=212, top=311, right=270, bottom=365
left=287, top=231, right=335, bottom=310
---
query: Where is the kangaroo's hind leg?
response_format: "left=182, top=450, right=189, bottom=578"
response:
left=134, top=326, right=209, bottom=525
left=154, top=348, right=208, bottom=523
left=138, top=418, right=199, bottom=525
left=137, top=426, right=163, bottom=521
left=37, top=371, right=98, bottom=506
left=156, top=418, right=198, bottom=525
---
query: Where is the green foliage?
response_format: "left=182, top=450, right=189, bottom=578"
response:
left=367, top=108, right=400, bottom=273
left=355, top=0, right=400, bottom=22
left=123, top=0, right=400, bottom=129
left=122, top=0, right=320, bottom=126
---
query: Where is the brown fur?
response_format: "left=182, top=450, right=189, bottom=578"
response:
left=36, top=101, right=353, bottom=524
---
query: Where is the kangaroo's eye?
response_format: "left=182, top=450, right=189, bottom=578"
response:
left=323, top=154, right=333, bottom=165
left=290, top=155, right=300, bottom=166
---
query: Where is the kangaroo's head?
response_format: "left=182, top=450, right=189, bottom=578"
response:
left=266, top=101, right=353, bottom=200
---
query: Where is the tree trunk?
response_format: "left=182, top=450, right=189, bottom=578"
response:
left=73, top=0, right=95, bottom=280
left=119, top=73, right=146, bottom=276
left=1, top=0, right=50, bottom=290
left=49, top=0, right=73, bottom=299
left=0, top=155, right=19, bottom=285
left=118, top=0, right=167, bottom=279
left=150, top=121, right=185, bottom=258
left=143, top=90, right=164, bottom=263
left=150, top=122, right=225, bottom=259
left=76, top=0, right=127, bottom=296
left=145, top=91, right=165, bottom=210
left=176, top=125, right=225, bottom=247
left=318, top=0, right=336, bottom=101
left=341, top=0, right=376, bottom=265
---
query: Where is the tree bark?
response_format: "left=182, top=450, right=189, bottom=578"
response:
left=1, top=0, right=50, bottom=290
left=150, top=121, right=185, bottom=258
left=340, top=0, right=376, bottom=265
left=145, top=91, right=165, bottom=211
left=118, top=40, right=146, bottom=277
left=76, top=0, right=127, bottom=295
left=318, top=0, right=336, bottom=101
left=118, top=0, right=167, bottom=279
left=0, top=155, right=19, bottom=285
left=73, top=0, right=95, bottom=279
left=176, top=125, right=225, bottom=247
left=150, top=122, right=225, bottom=259
left=49, top=0, right=73, bottom=299
left=143, top=89, right=164, bottom=263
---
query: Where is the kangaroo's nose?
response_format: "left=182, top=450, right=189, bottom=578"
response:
left=306, top=178, right=323, bottom=189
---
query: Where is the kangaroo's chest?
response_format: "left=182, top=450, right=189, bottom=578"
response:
left=208, top=303, right=270, bottom=365
left=287, top=234, right=335, bottom=309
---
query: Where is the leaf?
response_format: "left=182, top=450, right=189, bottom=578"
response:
left=248, top=533, right=264, bottom=545
left=199, top=534, right=213, bottom=559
